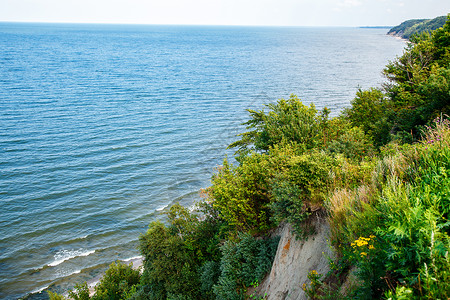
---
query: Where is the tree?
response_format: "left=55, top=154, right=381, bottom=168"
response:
left=93, top=261, right=140, bottom=300
left=228, top=94, right=330, bottom=157
left=138, top=203, right=224, bottom=299
left=344, top=16, right=450, bottom=145
left=343, top=88, right=391, bottom=147
left=208, top=156, right=273, bottom=233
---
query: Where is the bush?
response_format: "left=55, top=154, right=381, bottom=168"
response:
left=47, top=266, right=138, bottom=300
left=327, top=127, right=375, bottom=162
left=48, top=291, right=68, bottom=300
left=270, top=150, right=335, bottom=236
left=68, top=283, right=90, bottom=300
left=326, top=121, right=450, bottom=299
left=213, top=233, right=279, bottom=300
left=343, top=88, right=391, bottom=147
left=208, top=156, right=273, bottom=233
left=200, top=261, right=221, bottom=298
left=139, top=220, right=201, bottom=299
left=228, top=95, right=330, bottom=157
left=138, top=203, right=226, bottom=299
left=93, top=261, right=140, bottom=300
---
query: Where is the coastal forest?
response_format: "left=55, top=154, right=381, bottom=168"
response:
left=388, top=15, right=448, bottom=39
left=49, top=16, right=450, bottom=300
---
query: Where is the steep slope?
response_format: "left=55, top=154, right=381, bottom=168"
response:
left=252, top=220, right=333, bottom=300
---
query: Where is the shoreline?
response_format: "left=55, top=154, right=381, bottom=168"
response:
left=89, top=256, right=143, bottom=296
left=386, top=32, right=409, bottom=42
left=70, top=256, right=144, bottom=297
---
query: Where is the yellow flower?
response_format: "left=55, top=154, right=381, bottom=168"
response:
left=369, top=245, right=374, bottom=250
left=356, top=240, right=368, bottom=247
left=360, top=252, right=367, bottom=257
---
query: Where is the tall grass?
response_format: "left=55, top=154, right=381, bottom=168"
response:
left=324, top=119, right=450, bottom=299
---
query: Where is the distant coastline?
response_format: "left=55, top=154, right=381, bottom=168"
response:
left=387, top=15, right=447, bottom=39
left=359, top=26, right=391, bottom=29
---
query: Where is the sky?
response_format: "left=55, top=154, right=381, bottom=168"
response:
left=0, top=0, right=449, bottom=27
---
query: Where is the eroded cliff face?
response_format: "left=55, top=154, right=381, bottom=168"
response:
left=254, top=219, right=333, bottom=300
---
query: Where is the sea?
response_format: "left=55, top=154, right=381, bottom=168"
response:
left=0, top=22, right=405, bottom=299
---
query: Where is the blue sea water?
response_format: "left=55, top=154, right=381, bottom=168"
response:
left=0, top=23, right=405, bottom=298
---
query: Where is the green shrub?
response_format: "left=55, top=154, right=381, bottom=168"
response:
left=48, top=291, right=68, bottom=300
left=327, top=127, right=375, bottom=162
left=211, top=141, right=339, bottom=237
left=213, top=233, right=279, bottom=300
left=208, top=156, right=273, bottom=233
left=92, top=261, right=140, bottom=300
left=68, top=283, right=91, bottom=300
left=270, top=150, right=335, bottom=236
left=340, top=123, right=449, bottom=298
left=343, top=88, right=391, bottom=147
left=228, top=94, right=330, bottom=157
left=384, top=285, right=414, bottom=300
left=138, top=203, right=226, bottom=299
left=200, top=261, right=221, bottom=298
left=47, top=269, right=135, bottom=300
left=139, top=220, right=201, bottom=299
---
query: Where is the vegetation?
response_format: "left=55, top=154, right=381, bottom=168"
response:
left=305, top=17, right=450, bottom=299
left=388, top=15, right=447, bottom=40
left=50, top=16, right=449, bottom=300
left=312, top=117, right=450, bottom=300
left=49, top=261, right=140, bottom=300
left=213, top=233, right=279, bottom=299
left=348, top=16, right=450, bottom=146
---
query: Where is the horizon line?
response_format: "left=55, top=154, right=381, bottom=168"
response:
left=0, top=20, right=395, bottom=29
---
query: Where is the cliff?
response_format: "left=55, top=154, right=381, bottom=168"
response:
left=251, top=219, right=334, bottom=300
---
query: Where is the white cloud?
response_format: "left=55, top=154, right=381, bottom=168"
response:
left=338, top=0, right=363, bottom=8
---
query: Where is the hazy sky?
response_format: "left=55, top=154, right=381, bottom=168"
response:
left=0, top=0, right=448, bottom=26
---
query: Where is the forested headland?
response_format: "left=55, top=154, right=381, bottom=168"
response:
left=49, top=16, right=450, bottom=300
left=388, top=15, right=448, bottom=40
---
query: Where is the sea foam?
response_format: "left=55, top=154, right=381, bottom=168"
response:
left=49, top=249, right=96, bottom=267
